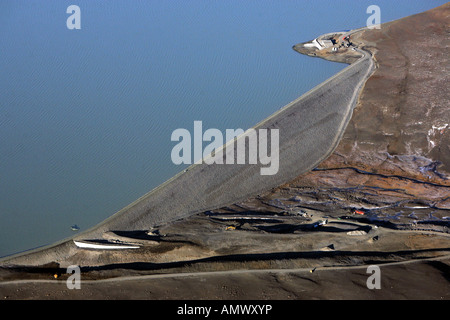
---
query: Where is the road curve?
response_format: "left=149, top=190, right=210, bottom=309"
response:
left=1, top=28, right=375, bottom=265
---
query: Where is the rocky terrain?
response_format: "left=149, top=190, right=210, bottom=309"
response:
left=0, top=4, right=449, bottom=300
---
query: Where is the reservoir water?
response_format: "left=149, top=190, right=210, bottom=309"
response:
left=0, top=1, right=445, bottom=257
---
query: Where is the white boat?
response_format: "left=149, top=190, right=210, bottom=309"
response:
left=73, top=240, right=140, bottom=250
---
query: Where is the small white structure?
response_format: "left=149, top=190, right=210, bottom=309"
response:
left=318, top=39, right=333, bottom=48
left=73, top=240, right=140, bottom=249
left=304, top=38, right=334, bottom=50
left=304, top=39, right=320, bottom=49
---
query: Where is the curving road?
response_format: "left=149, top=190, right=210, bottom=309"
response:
left=81, top=30, right=374, bottom=236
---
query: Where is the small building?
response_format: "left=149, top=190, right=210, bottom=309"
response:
left=304, top=38, right=334, bottom=50
left=318, top=39, right=333, bottom=48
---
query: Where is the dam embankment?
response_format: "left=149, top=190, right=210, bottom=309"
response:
left=1, top=29, right=375, bottom=266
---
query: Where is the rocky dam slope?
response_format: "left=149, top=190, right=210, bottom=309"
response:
left=0, top=3, right=449, bottom=299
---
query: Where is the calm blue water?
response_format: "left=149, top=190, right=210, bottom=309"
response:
left=0, top=0, right=445, bottom=257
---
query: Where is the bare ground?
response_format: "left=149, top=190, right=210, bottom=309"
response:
left=1, top=4, right=449, bottom=300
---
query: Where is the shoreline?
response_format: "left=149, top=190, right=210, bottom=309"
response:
left=1, top=4, right=449, bottom=300
left=0, top=26, right=375, bottom=265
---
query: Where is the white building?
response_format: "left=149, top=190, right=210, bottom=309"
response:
left=318, top=39, right=333, bottom=48
left=304, top=38, right=334, bottom=50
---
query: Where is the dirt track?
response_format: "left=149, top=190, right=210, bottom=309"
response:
left=0, top=4, right=449, bottom=300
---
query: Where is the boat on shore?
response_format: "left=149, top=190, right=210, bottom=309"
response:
left=73, top=240, right=140, bottom=250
